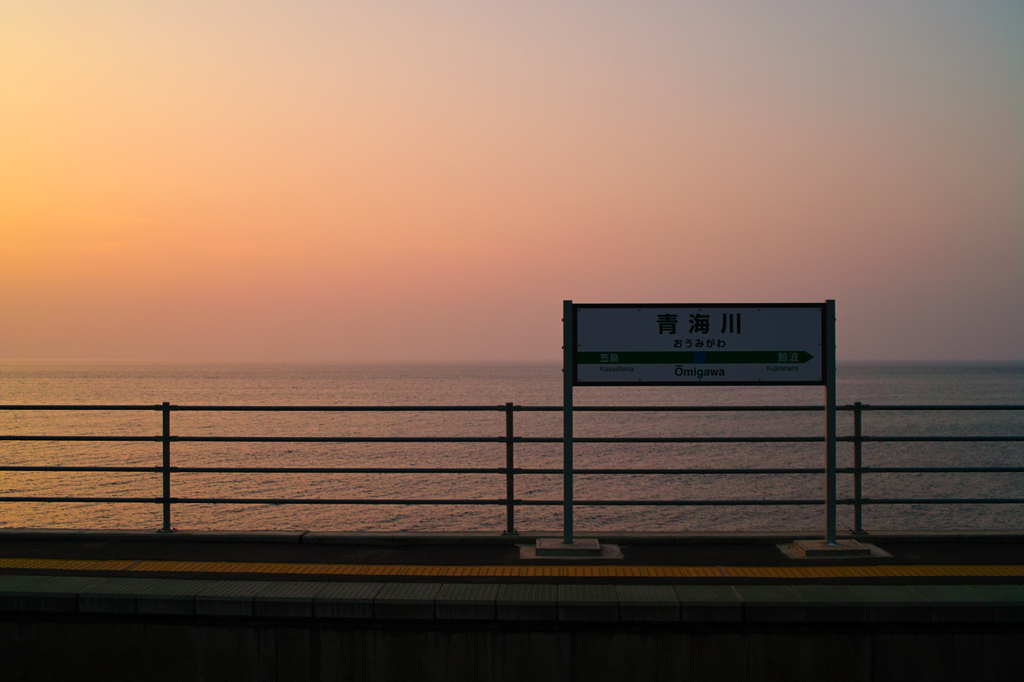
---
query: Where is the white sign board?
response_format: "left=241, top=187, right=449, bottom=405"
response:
left=573, top=304, right=824, bottom=385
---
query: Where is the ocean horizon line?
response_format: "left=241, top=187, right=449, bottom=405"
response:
left=3, top=358, right=1022, bottom=368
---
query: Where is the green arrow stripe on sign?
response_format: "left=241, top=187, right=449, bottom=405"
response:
left=577, top=351, right=815, bottom=364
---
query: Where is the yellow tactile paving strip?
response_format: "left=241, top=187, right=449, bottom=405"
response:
left=1, top=557, right=1023, bottom=580
left=0, top=558, right=137, bottom=572
left=124, top=562, right=725, bottom=579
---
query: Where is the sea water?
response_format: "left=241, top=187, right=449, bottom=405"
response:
left=0, top=361, right=1021, bottom=533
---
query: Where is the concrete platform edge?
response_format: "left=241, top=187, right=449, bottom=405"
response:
left=2, top=576, right=1021, bottom=623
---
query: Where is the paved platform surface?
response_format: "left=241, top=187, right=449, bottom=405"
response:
left=2, top=530, right=1021, bottom=624
left=1, top=530, right=1022, bottom=584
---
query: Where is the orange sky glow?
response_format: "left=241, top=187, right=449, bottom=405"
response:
left=2, top=1, right=1022, bottom=362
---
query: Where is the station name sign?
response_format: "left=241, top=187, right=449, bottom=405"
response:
left=572, top=303, right=825, bottom=386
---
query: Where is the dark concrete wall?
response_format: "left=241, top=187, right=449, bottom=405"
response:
left=2, top=615, right=1023, bottom=682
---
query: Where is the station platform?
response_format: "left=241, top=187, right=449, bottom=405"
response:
left=3, top=530, right=1022, bottom=681
left=1, top=529, right=1023, bottom=584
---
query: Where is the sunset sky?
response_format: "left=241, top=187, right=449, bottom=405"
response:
left=2, top=1, right=1021, bottom=362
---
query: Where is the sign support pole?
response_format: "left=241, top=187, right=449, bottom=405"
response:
left=563, top=299, right=574, bottom=545
left=824, top=299, right=837, bottom=545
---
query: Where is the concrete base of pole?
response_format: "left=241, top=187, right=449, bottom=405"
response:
left=522, top=539, right=622, bottom=561
left=788, top=539, right=876, bottom=559
left=535, top=538, right=602, bottom=557
left=536, top=538, right=602, bottom=556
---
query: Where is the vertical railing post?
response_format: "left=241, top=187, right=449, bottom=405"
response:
left=159, top=401, right=174, bottom=533
left=503, top=402, right=518, bottom=535
left=563, top=300, right=574, bottom=545
left=824, top=299, right=837, bottom=545
left=852, top=401, right=865, bottom=534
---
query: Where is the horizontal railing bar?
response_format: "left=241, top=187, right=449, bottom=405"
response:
left=519, top=406, right=825, bottom=412
left=0, top=435, right=506, bottom=443
left=515, top=499, right=826, bottom=506
left=0, top=466, right=160, bottom=472
left=3, top=496, right=1023, bottom=506
left=522, top=498, right=1024, bottom=506
left=172, top=467, right=505, bottom=474
left=523, top=436, right=1015, bottom=443
left=517, top=437, right=825, bottom=443
left=857, top=498, right=1024, bottom=505
left=173, top=406, right=507, bottom=412
left=525, top=405, right=1024, bottom=411
left=528, top=467, right=1024, bottom=475
left=0, top=497, right=160, bottom=503
left=173, top=436, right=506, bottom=443
left=0, top=405, right=162, bottom=411
left=526, top=436, right=1024, bottom=443
left=0, top=497, right=825, bottom=506
left=853, top=436, right=1024, bottom=442
left=0, top=405, right=508, bottom=412
left=168, top=498, right=507, bottom=505
left=3, top=404, right=1020, bottom=412
left=0, top=466, right=508, bottom=474
left=0, top=497, right=509, bottom=501
left=182, top=497, right=1024, bottom=506
left=3, top=435, right=1020, bottom=444
left=3, top=465, right=1018, bottom=476
left=851, top=467, right=1024, bottom=473
left=517, top=466, right=1024, bottom=475
left=843, top=405, right=1024, bottom=411
left=0, top=435, right=825, bottom=444
left=0, top=436, right=159, bottom=442
left=518, top=468, right=825, bottom=475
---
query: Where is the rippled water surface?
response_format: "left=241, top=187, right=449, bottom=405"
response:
left=1, top=361, right=1021, bottom=532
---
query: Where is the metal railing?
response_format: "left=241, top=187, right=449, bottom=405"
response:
left=0, top=402, right=1021, bottom=534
